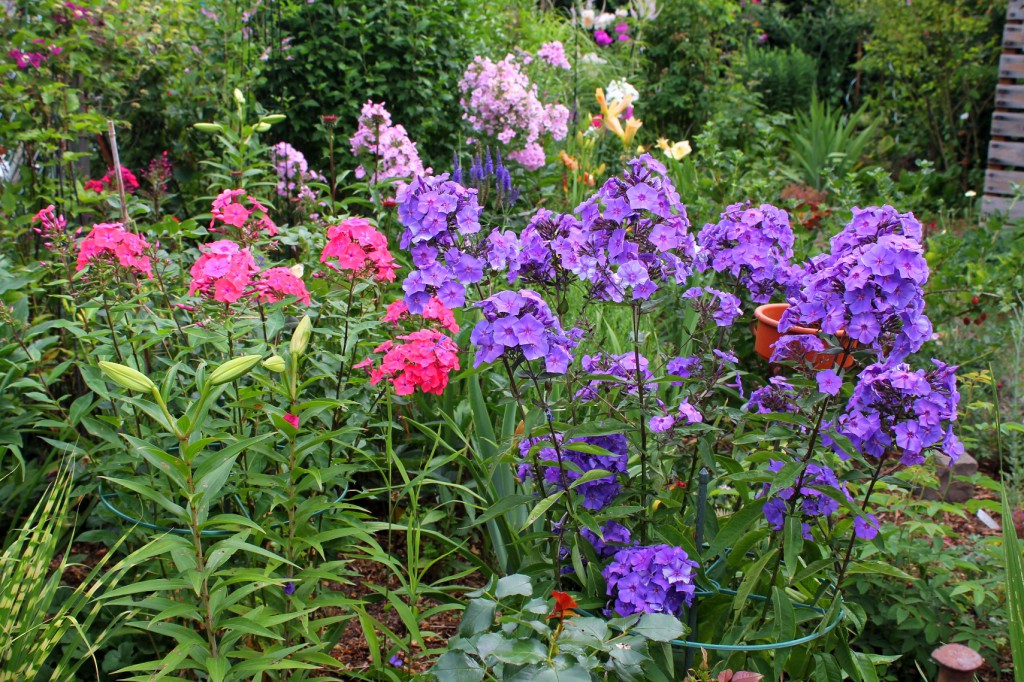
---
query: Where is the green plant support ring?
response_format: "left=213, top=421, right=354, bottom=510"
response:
left=97, top=481, right=350, bottom=538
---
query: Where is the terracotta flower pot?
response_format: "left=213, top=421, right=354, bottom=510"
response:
left=753, top=303, right=853, bottom=370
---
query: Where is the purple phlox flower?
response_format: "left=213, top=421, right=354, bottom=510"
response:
left=854, top=513, right=880, bottom=540
left=472, top=289, right=575, bottom=374
left=769, top=334, right=825, bottom=364
left=576, top=351, right=656, bottom=401
left=283, top=581, right=296, bottom=595
left=389, top=654, right=404, bottom=668
left=649, top=414, right=675, bottom=432
left=351, top=101, right=430, bottom=188
left=517, top=432, right=628, bottom=510
left=603, top=545, right=698, bottom=616
left=745, top=376, right=800, bottom=415
left=696, top=202, right=798, bottom=302
left=816, top=369, right=843, bottom=396
left=759, top=460, right=851, bottom=536
left=581, top=520, right=634, bottom=559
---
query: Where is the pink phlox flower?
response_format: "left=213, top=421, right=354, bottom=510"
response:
left=210, top=189, right=277, bottom=242
left=188, top=240, right=259, bottom=303
left=256, top=266, right=312, bottom=305
left=76, top=222, right=153, bottom=278
left=320, top=217, right=398, bottom=282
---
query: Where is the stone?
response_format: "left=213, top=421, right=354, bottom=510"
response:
left=919, top=452, right=977, bottom=503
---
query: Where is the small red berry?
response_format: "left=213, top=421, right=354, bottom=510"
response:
left=975, top=317, right=984, bottom=325
left=971, top=296, right=980, bottom=305
left=963, top=317, right=971, bottom=325
left=980, top=313, right=988, bottom=322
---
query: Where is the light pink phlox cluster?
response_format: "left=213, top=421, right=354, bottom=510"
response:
left=210, top=189, right=278, bottom=242
left=188, top=240, right=259, bottom=303
left=32, top=205, right=68, bottom=247
left=349, top=101, right=430, bottom=187
left=383, top=297, right=459, bottom=333
left=256, top=266, right=311, bottom=305
left=320, top=217, right=398, bottom=282
left=271, top=142, right=322, bottom=200
left=77, top=222, right=153, bottom=278
left=537, top=41, right=571, bottom=69
left=459, top=54, right=570, bottom=169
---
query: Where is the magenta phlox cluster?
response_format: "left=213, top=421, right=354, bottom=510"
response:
left=471, top=290, right=577, bottom=374
left=459, top=54, right=570, bottom=170
left=397, top=174, right=485, bottom=313
left=256, top=267, right=311, bottom=305
left=697, top=202, right=799, bottom=303
left=76, top=222, right=153, bottom=279
left=517, top=432, right=628, bottom=510
left=188, top=240, right=260, bottom=304
left=781, top=206, right=931, bottom=363
left=350, top=101, right=430, bottom=187
left=210, top=189, right=278, bottom=244
left=603, top=544, right=698, bottom=616
left=570, top=154, right=697, bottom=302
left=837, top=359, right=961, bottom=466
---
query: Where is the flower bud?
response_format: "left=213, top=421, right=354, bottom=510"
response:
left=233, top=88, right=245, bottom=105
left=261, top=114, right=286, bottom=125
left=209, top=354, right=263, bottom=385
left=99, top=361, right=158, bottom=393
left=253, top=122, right=271, bottom=133
left=290, top=316, right=312, bottom=356
left=193, top=122, right=223, bottom=133
left=262, top=355, right=286, bottom=373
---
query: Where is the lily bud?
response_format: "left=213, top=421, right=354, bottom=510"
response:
left=193, top=122, right=223, bottom=134
left=262, top=355, right=287, bottom=373
left=99, top=361, right=158, bottom=393
left=290, top=316, right=312, bottom=356
left=209, top=354, right=263, bottom=386
left=233, top=88, right=245, bottom=105
left=261, top=114, right=286, bottom=125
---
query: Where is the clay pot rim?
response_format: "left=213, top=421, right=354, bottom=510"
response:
left=753, top=303, right=822, bottom=336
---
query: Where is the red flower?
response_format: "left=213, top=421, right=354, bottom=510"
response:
left=548, top=590, right=578, bottom=620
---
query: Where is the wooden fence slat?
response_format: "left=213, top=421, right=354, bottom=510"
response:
left=1010, top=0, right=1024, bottom=21
left=991, top=111, right=1024, bottom=137
left=982, top=195, right=1024, bottom=218
left=1006, top=23, right=1024, bottom=49
left=1000, top=54, right=1024, bottom=79
left=987, top=140, right=1024, bottom=167
left=996, top=84, right=1024, bottom=110
left=984, top=169, right=1024, bottom=195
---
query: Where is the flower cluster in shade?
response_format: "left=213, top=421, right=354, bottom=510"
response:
left=485, top=208, right=579, bottom=288
left=84, top=167, right=139, bottom=195
left=271, top=142, right=322, bottom=207
left=144, top=152, right=173, bottom=194
left=383, top=298, right=459, bottom=334
left=536, top=41, right=571, bottom=69
left=8, top=41, right=61, bottom=69
left=454, top=149, right=521, bottom=208
left=397, top=174, right=483, bottom=313
left=576, top=352, right=656, bottom=401
left=697, top=202, right=798, bottom=303
left=471, top=290, right=577, bottom=374
left=459, top=53, right=570, bottom=170
left=517, top=432, right=628, bottom=510
left=745, top=376, right=802, bottom=415
left=357, top=329, right=460, bottom=396
left=209, top=189, right=278, bottom=244
left=581, top=521, right=634, bottom=559
left=189, top=240, right=309, bottom=306
left=683, top=286, right=743, bottom=327
left=780, top=206, right=931, bottom=364
left=76, top=223, right=153, bottom=278
left=603, top=545, right=698, bottom=617
left=349, top=101, right=430, bottom=188
left=569, top=154, right=697, bottom=302
left=32, top=205, right=77, bottom=250
left=837, top=359, right=961, bottom=467
left=759, top=459, right=879, bottom=540
left=320, top=217, right=398, bottom=283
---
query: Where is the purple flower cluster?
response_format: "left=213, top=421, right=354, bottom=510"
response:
left=697, top=202, right=799, bottom=303
left=837, top=360, right=961, bottom=466
left=761, top=460, right=879, bottom=540
left=745, top=376, right=801, bottom=414
left=455, top=149, right=521, bottom=207
left=486, top=209, right=580, bottom=287
left=769, top=334, right=825, bottom=364
left=397, top=174, right=484, bottom=313
left=667, top=356, right=702, bottom=384
left=781, top=206, right=931, bottom=363
left=271, top=142, right=322, bottom=207
left=471, top=290, right=577, bottom=374
left=648, top=399, right=703, bottom=433
left=683, top=286, right=743, bottom=326
left=459, top=53, right=570, bottom=170
left=576, top=352, right=656, bottom=401
left=603, top=544, right=698, bottom=616
left=517, top=432, right=629, bottom=510
left=567, top=154, right=697, bottom=301
left=581, top=520, right=634, bottom=559
left=350, top=101, right=431, bottom=188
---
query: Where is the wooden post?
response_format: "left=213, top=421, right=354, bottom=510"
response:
left=982, top=0, right=1024, bottom=218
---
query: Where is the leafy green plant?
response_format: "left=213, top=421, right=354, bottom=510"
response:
left=0, top=462, right=128, bottom=681
left=737, top=45, right=818, bottom=114
left=782, top=96, right=877, bottom=191
left=1004, top=484, right=1024, bottom=682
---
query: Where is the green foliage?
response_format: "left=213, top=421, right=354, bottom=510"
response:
left=253, top=0, right=481, bottom=171
left=1004, top=483, right=1024, bottom=682
left=782, top=97, right=877, bottom=191
left=736, top=45, right=818, bottom=114
left=0, top=462, right=128, bottom=681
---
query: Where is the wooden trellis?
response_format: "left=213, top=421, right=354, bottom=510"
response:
left=983, top=0, right=1024, bottom=217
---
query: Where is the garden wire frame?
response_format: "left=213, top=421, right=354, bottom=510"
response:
left=97, top=480, right=350, bottom=538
